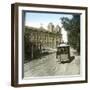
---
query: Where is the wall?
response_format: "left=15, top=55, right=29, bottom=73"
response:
left=0, top=0, right=89, bottom=90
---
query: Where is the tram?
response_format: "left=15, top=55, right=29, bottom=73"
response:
left=56, top=43, right=70, bottom=63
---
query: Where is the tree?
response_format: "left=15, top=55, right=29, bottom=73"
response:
left=24, top=27, right=31, bottom=61
left=61, top=15, right=80, bottom=54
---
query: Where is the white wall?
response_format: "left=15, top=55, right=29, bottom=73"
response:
left=0, top=0, right=89, bottom=90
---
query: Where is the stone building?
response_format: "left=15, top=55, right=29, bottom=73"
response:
left=24, top=23, right=62, bottom=60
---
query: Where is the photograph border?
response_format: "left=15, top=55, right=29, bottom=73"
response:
left=11, top=3, right=88, bottom=87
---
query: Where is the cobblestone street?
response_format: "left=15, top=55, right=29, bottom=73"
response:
left=24, top=48, right=80, bottom=77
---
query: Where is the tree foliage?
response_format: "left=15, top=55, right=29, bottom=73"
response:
left=61, top=15, right=80, bottom=54
left=24, top=27, right=32, bottom=61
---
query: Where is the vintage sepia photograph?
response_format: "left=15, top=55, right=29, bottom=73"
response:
left=23, top=12, right=80, bottom=78
left=11, top=3, right=87, bottom=87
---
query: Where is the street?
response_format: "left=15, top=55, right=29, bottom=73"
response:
left=24, top=48, right=80, bottom=77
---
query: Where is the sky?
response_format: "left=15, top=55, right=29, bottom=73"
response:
left=24, top=12, right=73, bottom=42
left=25, top=12, right=73, bottom=28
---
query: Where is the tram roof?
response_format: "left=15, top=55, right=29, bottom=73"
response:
left=57, top=43, right=70, bottom=48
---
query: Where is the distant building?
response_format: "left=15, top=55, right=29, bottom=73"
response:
left=55, top=25, right=61, bottom=33
left=48, top=23, right=54, bottom=32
